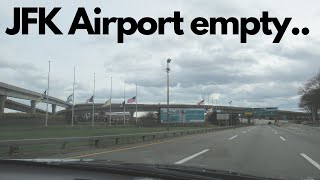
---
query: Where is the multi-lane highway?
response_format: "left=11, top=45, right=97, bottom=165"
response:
left=61, top=122, right=320, bottom=180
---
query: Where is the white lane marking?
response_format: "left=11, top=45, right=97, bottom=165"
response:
left=174, top=149, right=210, bottom=164
left=280, top=136, right=286, bottom=141
left=228, top=135, right=238, bottom=140
left=274, top=132, right=278, bottom=135
left=300, top=153, right=320, bottom=171
left=243, top=131, right=247, bottom=133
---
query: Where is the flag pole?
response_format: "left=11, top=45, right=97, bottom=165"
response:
left=212, top=97, right=213, bottom=110
left=45, top=60, right=50, bottom=127
left=92, top=73, right=95, bottom=126
left=71, top=67, right=75, bottom=127
left=135, top=83, right=138, bottom=125
left=203, top=90, right=205, bottom=122
left=207, top=93, right=210, bottom=109
left=216, top=99, right=218, bottom=111
left=109, top=76, right=112, bottom=126
left=123, top=81, right=126, bottom=125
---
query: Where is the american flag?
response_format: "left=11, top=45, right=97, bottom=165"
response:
left=197, top=100, right=204, bottom=106
left=127, top=96, right=136, bottom=103
left=36, top=90, right=47, bottom=104
left=120, top=101, right=125, bottom=108
left=86, top=96, right=93, bottom=103
left=66, top=93, right=73, bottom=103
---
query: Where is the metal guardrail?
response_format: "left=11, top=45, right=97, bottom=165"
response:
left=0, top=126, right=245, bottom=156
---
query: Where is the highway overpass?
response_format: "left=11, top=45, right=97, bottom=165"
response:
left=57, top=103, right=244, bottom=116
left=0, top=82, right=308, bottom=120
left=57, top=103, right=308, bottom=120
left=0, top=82, right=71, bottom=114
left=4, top=99, right=50, bottom=114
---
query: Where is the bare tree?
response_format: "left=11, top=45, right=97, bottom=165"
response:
left=299, top=72, right=320, bottom=122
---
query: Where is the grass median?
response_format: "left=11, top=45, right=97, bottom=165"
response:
left=0, top=124, right=216, bottom=141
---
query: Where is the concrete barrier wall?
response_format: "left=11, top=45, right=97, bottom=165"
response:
left=0, top=125, right=248, bottom=158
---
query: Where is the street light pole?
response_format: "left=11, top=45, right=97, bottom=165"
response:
left=109, top=76, right=112, bottom=126
left=123, top=81, right=126, bottom=125
left=135, top=83, right=138, bottom=125
left=166, top=59, right=171, bottom=131
left=71, top=67, right=75, bottom=127
left=229, top=101, right=232, bottom=126
left=92, top=73, right=95, bottom=126
left=45, top=60, right=50, bottom=127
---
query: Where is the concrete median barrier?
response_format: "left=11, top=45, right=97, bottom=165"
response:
left=0, top=125, right=247, bottom=158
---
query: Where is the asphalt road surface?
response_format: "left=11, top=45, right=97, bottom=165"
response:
left=61, top=121, right=320, bottom=180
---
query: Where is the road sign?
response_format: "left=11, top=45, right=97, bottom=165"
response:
left=244, top=112, right=253, bottom=117
left=160, top=108, right=204, bottom=123
left=217, top=113, right=229, bottom=120
left=254, top=107, right=278, bottom=116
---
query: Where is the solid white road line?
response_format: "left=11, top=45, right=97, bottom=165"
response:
left=243, top=131, right=247, bottom=133
left=300, top=153, right=320, bottom=171
left=228, top=135, right=238, bottom=140
left=274, top=132, right=278, bottom=134
left=280, top=136, right=286, bottom=141
left=174, top=149, right=210, bottom=165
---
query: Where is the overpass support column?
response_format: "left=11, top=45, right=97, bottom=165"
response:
left=30, top=100, right=36, bottom=114
left=52, top=104, right=56, bottom=115
left=0, top=95, right=7, bottom=113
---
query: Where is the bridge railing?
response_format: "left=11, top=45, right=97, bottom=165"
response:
left=0, top=125, right=247, bottom=158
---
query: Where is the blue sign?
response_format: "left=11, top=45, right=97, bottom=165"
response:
left=160, top=108, right=205, bottom=123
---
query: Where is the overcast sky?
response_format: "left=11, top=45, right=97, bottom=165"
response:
left=1, top=0, right=319, bottom=112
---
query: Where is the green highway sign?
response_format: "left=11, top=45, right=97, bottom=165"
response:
left=253, top=107, right=278, bottom=116
left=243, top=107, right=278, bottom=117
